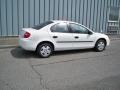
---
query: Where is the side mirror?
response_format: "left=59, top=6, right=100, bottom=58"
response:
left=88, top=31, right=93, bottom=35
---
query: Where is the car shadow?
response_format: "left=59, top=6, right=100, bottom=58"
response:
left=11, top=47, right=39, bottom=59
left=11, top=47, right=94, bottom=59
left=52, top=49, right=93, bottom=56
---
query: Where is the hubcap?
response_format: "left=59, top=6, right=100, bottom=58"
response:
left=97, top=41, right=105, bottom=51
left=40, top=45, right=51, bottom=57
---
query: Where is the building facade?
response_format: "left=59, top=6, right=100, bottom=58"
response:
left=0, top=0, right=120, bottom=36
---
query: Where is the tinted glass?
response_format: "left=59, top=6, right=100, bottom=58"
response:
left=69, top=23, right=89, bottom=34
left=109, top=7, right=119, bottom=21
left=32, top=21, right=53, bottom=30
left=51, top=23, right=69, bottom=33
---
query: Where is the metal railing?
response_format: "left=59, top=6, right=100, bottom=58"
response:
left=107, top=21, right=120, bottom=34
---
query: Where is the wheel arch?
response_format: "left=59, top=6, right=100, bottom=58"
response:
left=95, top=38, right=107, bottom=46
left=36, top=41, right=55, bottom=51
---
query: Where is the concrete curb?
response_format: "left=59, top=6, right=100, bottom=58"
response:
left=0, top=45, right=18, bottom=49
left=110, top=38, right=120, bottom=41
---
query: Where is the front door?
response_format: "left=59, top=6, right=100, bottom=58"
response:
left=69, top=23, right=96, bottom=49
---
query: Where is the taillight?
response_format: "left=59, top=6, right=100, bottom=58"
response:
left=24, top=32, right=31, bottom=38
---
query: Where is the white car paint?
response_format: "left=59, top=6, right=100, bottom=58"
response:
left=19, top=20, right=110, bottom=52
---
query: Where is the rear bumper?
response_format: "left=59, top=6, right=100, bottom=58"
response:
left=19, top=38, right=36, bottom=51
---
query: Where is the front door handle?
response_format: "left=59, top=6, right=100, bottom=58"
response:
left=74, top=36, right=79, bottom=39
left=53, top=36, right=58, bottom=38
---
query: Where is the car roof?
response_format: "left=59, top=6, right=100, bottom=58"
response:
left=52, top=20, right=72, bottom=23
left=51, top=20, right=84, bottom=26
left=51, top=20, right=83, bottom=25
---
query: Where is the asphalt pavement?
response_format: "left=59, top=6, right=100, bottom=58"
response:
left=0, top=39, right=120, bottom=90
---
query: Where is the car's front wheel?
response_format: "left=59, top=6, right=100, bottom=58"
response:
left=94, top=39, right=106, bottom=52
left=37, top=43, right=53, bottom=58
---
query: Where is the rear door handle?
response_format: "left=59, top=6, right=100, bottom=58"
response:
left=74, top=36, right=79, bottom=39
left=53, top=36, right=58, bottom=38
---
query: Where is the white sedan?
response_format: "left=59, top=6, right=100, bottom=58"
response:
left=19, top=20, right=110, bottom=58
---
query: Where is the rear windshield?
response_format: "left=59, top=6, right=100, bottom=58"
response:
left=32, top=21, right=53, bottom=30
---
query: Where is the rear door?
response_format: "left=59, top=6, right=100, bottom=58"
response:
left=50, top=22, right=73, bottom=50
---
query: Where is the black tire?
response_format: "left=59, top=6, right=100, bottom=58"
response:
left=37, top=43, right=53, bottom=58
left=94, top=39, right=106, bottom=52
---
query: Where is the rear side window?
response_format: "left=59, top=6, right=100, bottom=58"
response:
left=32, top=21, right=53, bottom=30
left=51, top=23, right=69, bottom=33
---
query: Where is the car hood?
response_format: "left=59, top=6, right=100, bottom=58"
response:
left=94, top=32, right=107, bottom=36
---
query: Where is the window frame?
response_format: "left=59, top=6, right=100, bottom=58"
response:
left=109, top=7, right=119, bottom=21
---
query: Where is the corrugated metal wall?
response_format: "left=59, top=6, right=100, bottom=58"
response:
left=0, top=0, right=119, bottom=36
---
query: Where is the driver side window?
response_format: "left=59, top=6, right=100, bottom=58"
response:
left=69, top=23, right=89, bottom=34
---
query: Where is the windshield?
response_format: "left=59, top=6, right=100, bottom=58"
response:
left=32, top=21, right=53, bottom=30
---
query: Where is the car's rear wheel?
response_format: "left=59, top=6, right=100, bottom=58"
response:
left=37, top=43, right=53, bottom=58
left=94, top=39, right=106, bottom=52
